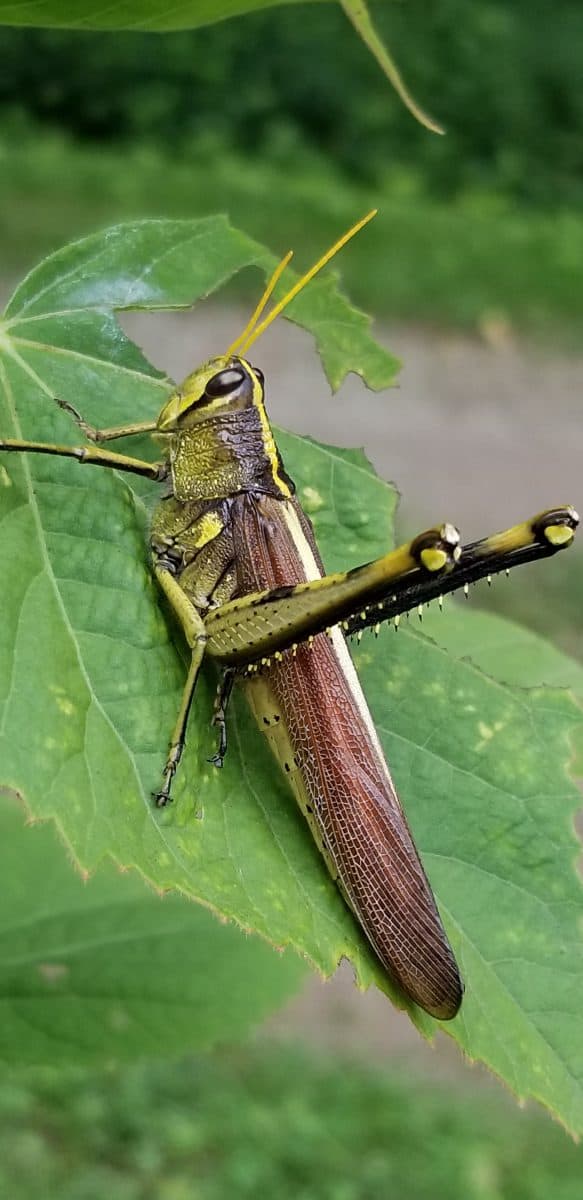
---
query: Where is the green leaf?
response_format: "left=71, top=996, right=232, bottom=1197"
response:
left=1, top=222, right=582, bottom=1132
left=0, top=0, right=319, bottom=30
left=418, top=603, right=583, bottom=775
left=3, top=216, right=398, bottom=394
left=351, top=632, right=583, bottom=1129
left=0, top=791, right=306, bottom=1066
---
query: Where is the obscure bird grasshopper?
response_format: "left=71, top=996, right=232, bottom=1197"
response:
left=0, top=213, right=578, bottom=1020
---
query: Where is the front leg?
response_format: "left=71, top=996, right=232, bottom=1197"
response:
left=0, top=434, right=167, bottom=480
left=56, top=398, right=159, bottom=443
left=154, top=565, right=208, bottom=806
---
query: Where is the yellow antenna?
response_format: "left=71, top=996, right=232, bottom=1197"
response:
left=226, top=250, right=294, bottom=358
left=233, top=209, right=377, bottom=358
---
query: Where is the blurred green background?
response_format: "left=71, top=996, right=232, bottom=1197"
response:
left=2, top=1047, right=583, bottom=1200
left=1, top=3, right=582, bottom=1195
left=1, top=0, right=583, bottom=334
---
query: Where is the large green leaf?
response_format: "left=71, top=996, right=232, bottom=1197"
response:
left=0, top=791, right=305, bottom=1066
left=1, top=222, right=582, bottom=1132
left=418, top=603, right=583, bottom=774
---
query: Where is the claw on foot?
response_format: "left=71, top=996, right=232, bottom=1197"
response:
left=56, top=397, right=98, bottom=441
left=154, top=747, right=182, bottom=807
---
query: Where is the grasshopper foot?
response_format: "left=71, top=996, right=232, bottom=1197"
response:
left=56, top=397, right=98, bottom=440
left=154, top=743, right=183, bottom=807
left=209, top=668, right=235, bottom=771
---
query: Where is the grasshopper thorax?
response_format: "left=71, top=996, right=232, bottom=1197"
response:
left=157, top=356, right=293, bottom=503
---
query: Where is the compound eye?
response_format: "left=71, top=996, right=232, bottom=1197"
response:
left=254, top=367, right=265, bottom=386
left=205, top=366, right=246, bottom=398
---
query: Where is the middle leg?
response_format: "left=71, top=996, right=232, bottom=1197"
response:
left=154, top=565, right=208, bottom=806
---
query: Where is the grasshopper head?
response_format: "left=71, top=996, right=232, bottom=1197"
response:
left=156, top=356, right=263, bottom=433
left=156, top=211, right=377, bottom=437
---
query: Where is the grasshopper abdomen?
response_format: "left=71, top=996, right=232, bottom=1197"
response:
left=235, top=491, right=463, bottom=1019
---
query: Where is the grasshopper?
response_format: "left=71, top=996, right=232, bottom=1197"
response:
left=0, top=213, right=578, bottom=1020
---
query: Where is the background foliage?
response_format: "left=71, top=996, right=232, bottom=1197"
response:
left=3, top=1044, right=583, bottom=1199
left=2, top=3, right=583, bottom=338
left=2, top=3, right=583, bottom=204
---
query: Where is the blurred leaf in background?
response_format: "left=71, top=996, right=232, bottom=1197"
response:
left=2, top=3, right=583, bottom=204
left=1, top=4, right=583, bottom=336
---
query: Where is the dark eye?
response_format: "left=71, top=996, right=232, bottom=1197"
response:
left=205, top=367, right=246, bottom=398
left=254, top=367, right=265, bottom=386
